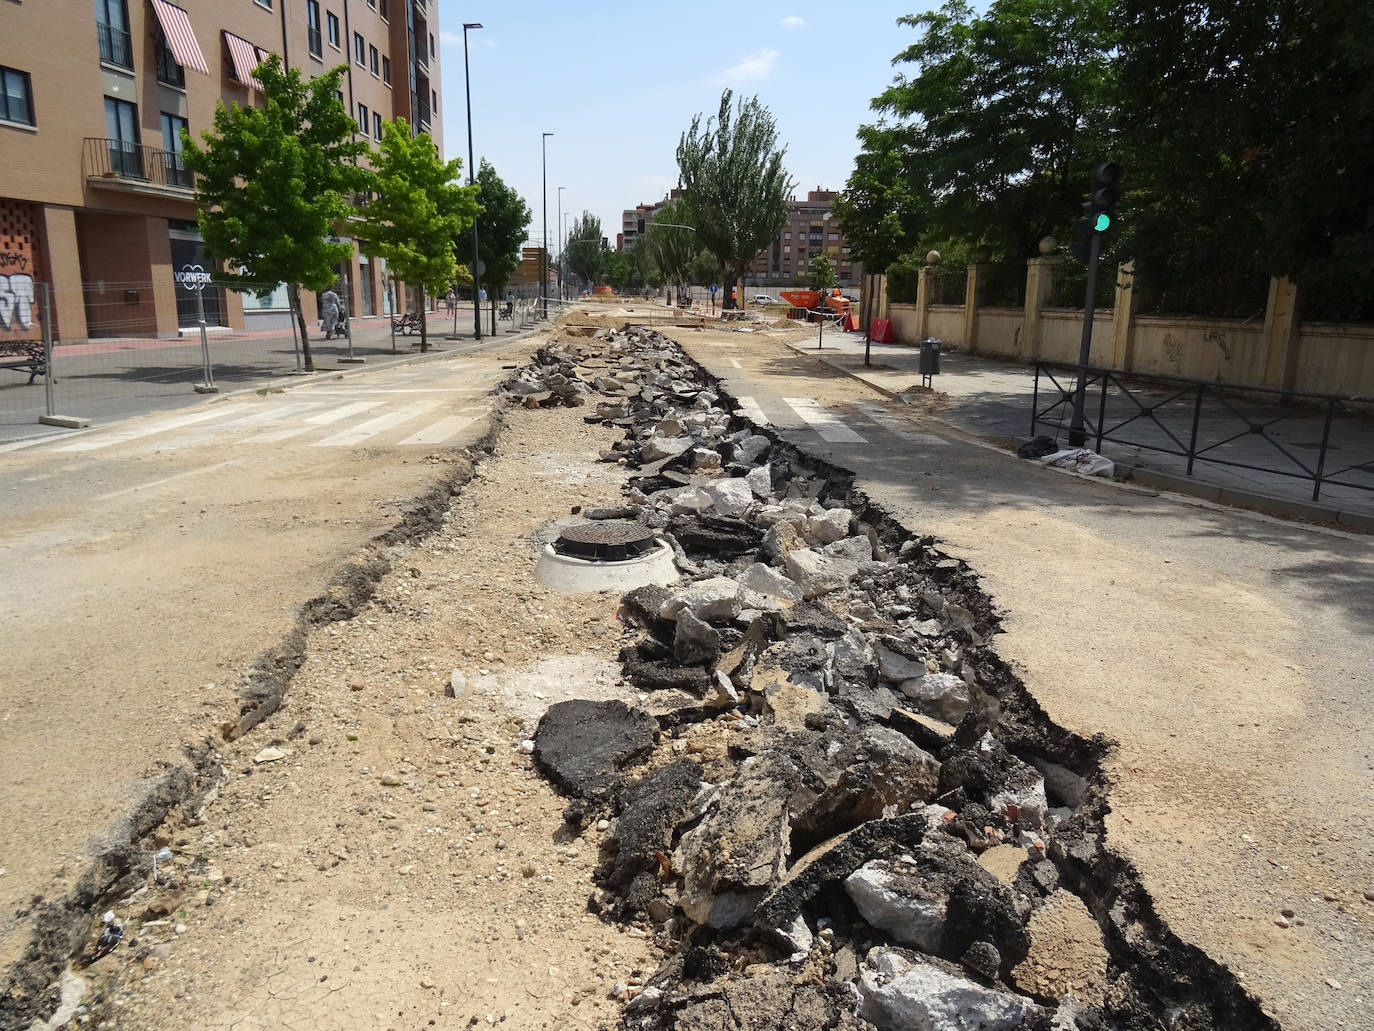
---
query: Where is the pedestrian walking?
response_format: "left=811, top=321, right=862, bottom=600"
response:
left=320, top=287, right=341, bottom=340
left=445, top=288, right=456, bottom=318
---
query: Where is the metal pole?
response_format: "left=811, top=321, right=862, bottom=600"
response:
left=1031, top=363, right=1040, bottom=436
left=194, top=284, right=218, bottom=392
left=41, top=283, right=55, bottom=418
left=1068, top=230, right=1102, bottom=446
left=556, top=187, right=563, bottom=302
left=288, top=292, right=303, bottom=372
left=1186, top=384, right=1204, bottom=475
left=542, top=132, right=552, bottom=319
left=465, top=24, right=482, bottom=341
left=339, top=281, right=363, bottom=363
left=1312, top=397, right=1335, bottom=501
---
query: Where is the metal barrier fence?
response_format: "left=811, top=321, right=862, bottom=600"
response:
left=1031, top=361, right=1374, bottom=502
left=0, top=278, right=530, bottom=442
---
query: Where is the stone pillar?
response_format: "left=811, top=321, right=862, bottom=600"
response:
left=1261, top=275, right=1299, bottom=392
left=913, top=252, right=943, bottom=341
left=1110, top=259, right=1138, bottom=371
left=963, top=262, right=991, bottom=356
left=39, top=206, right=87, bottom=342
left=1022, top=250, right=1063, bottom=361
left=144, top=217, right=180, bottom=339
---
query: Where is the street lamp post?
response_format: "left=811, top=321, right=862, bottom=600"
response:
left=541, top=133, right=553, bottom=319
left=556, top=186, right=564, bottom=302
left=462, top=23, right=483, bottom=340
left=562, top=212, right=570, bottom=299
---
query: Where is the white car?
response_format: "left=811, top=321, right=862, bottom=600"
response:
left=752, top=294, right=780, bottom=305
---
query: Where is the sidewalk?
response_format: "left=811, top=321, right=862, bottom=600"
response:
left=788, top=333, right=1374, bottom=530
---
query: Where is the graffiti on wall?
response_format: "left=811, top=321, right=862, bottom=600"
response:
left=0, top=250, right=35, bottom=333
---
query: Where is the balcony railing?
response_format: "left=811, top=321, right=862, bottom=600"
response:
left=155, top=40, right=185, bottom=88
left=97, top=21, right=133, bottom=69
left=412, top=97, right=431, bottom=130
left=83, top=137, right=195, bottom=191
left=307, top=25, right=323, bottom=59
left=412, top=34, right=429, bottom=71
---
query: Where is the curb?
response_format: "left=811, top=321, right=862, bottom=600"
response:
left=782, top=340, right=1373, bottom=536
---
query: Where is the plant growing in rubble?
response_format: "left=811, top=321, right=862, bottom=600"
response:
left=182, top=56, right=369, bottom=372
left=675, top=90, right=795, bottom=309
left=354, top=118, right=479, bottom=353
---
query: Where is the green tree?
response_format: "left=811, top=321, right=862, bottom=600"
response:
left=676, top=89, right=795, bottom=308
left=874, top=0, right=1117, bottom=261
left=355, top=118, right=479, bottom=352
left=473, top=159, right=532, bottom=296
left=564, top=211, right=606, bottom=288
left=182, top=56, right=368, bottom=371
left=686, top=250, right=723, bottom=292
left=637, top=198, right=697, bottom=295
left=806, top=254, right=837, bottom=292
left=833, top=123, right=925, bottom=275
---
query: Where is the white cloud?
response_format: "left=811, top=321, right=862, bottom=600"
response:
left=780, top=15, right=806, bottom=29
left=438, top=31, right=461, bottom=47
left=711, top=49, right=779, bottom=87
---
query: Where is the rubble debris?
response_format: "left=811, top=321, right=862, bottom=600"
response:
left=503, top=328, right=1280, bottom=1031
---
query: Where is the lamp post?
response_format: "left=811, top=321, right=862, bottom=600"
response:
left=556, top=186, right=564, bottom=301
left=462, top=22, right=483, bottom=340
left=562, top=212, right=570, bottom=299
left=541, top=132, right=553, bottom=319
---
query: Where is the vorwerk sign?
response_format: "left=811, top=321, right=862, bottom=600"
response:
left=176, top=263, right=213, bottom=291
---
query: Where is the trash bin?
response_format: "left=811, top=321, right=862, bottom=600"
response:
left=919, top=337, right=941, bottom=385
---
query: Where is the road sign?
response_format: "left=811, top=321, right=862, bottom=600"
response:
left=709, top=283, right=717, bottom=294
left=176, top=263, right=212, bottom=291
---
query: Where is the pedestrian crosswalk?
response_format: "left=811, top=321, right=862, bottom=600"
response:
left=733, top=395, right=949, bottom=449
left=53, top=385, right=489, bottom=454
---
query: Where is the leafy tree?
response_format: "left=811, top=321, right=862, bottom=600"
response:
left=637, top=198, right=697, bottom=295
left=564, top=211, right=606, bottom=288
left=807, top=254, right=837, bottom=292
left=686, top=249, right=723, bottom=292
left=473, top=160, right=532, bottom=295
left=833, top=123, right=926, bottom=275
left=874, top=0, right=1117, bottom=261
left=182, top=56, right=368, bottom=371
left=676, top=89, right=795, bottom=308
left=607, top=250, right=648, bottom=292
left=354, top=118, right=479, bottom=352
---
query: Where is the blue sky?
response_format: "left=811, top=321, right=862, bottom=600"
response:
left=434, top=2, right=931, bottom=251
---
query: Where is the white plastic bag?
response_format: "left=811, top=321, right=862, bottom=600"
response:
left=1038, top=448, right=1115, bottom=477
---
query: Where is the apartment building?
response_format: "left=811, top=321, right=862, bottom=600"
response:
left=745, top=189, right=862, bottom=288
left=0, top=0, right=443, bottom=343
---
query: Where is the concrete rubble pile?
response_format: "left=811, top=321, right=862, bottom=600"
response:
left=500, top=330, right=1278, bottom=1031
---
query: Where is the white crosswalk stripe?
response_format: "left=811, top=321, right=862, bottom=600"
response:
left=136, top=401, right=326, bottom=451
left=853, top=402, right=950, bottom=446
left=397, top=415, right=479, bottom=446
left=734, top=395, right=769, bottom=426
left=241, top=400, right=382, bottom=443
left=782, top=397, right=868, bottom=443
left=314, top=399, right=447, bottom=447
left=57, top=405, right=243, bottom=452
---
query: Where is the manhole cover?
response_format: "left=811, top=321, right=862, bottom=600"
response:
left=554, top=521, right=659, bottom=561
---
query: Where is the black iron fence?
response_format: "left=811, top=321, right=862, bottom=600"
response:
left=83, top=138, right=194, bottom=190
left=155, top=40, right=185, bottom=87
left=1031, top=361, right=1373, bottom=502
left=96, top=22, right=133, bottom=68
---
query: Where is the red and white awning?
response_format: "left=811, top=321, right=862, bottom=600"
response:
left=223, top=31, right=265, bottom=91
left=149, top=0, right=209, bottom=76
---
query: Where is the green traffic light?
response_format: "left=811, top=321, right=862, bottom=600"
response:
left=1094, top=212, right=1111, bottom=232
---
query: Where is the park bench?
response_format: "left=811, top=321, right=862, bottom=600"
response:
left=0, top=340, right=46, bottom=384
left=390, top=311, right=422, bottom=335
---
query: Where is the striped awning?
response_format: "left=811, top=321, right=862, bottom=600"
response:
left=149, top=0, right=209, bottom=76
left=223, top=31, right=265, bottom=91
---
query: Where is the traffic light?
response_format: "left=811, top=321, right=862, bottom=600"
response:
left=1084, top=161, right=1120, bottom=232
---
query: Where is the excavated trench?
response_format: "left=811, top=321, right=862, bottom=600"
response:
left=509, top=329, right=1280, bottom=1031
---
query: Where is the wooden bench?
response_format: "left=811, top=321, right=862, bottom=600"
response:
left=0, top=341, right=45, bottom=384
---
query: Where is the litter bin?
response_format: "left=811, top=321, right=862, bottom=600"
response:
left=919, top=337, right=941, bottom=387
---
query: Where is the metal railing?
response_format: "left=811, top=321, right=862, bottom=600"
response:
left=412, top=35, right=429, bottom=71
left=412, top=96, right=431, bottom=130
left=1031, top=361, right=1373, bottom=502
left=307, top=26, right=323, bottom=59
left=97, top=22, right=133, bottom=69
left=155, top=41, right=185, bottom=87
left=83, top=138, right=194, bottom=190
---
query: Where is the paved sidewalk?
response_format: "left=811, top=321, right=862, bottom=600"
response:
left=788, top=333, right=1374, bottom=529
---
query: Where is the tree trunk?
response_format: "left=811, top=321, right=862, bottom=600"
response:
left=417, top=284, right=428, bottom=353
left=723, top=266, right=739, bottom=309
left=288, top=283, right=315, bottom=372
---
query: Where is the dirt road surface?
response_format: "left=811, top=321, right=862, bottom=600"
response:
left=0, top=343, right=519, bottom=974
left=675, top=327, right=1373, bottom=1030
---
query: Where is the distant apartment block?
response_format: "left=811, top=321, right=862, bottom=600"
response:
left=0, top=0, right=444, bottom=343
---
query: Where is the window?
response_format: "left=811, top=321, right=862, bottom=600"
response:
left=382, top=55, right=391, bottom=85
left=366, top=0, right=375, bottom=7
left=327, top=11, right=340, bottom=48
left=783, top=232, right=791, bottom=240
left=334, top=88, right=344, bottom=106
left=94, top=0, right=133, bottom=69
left=828, top=232, right=839, bottom=241
left=431, top=88, right=437, bottom=113
left=372, top=111, right=382, bottom=139
left=254, top=0, right=272, bottom=9
left=380, top=0, right=388, bottom=19
left=154, top=25, right=185, bottom=87
left=0, top=67, right=34, bottom=126
left=160, top=113, right=192, bottom=187
left=430, top=33, right=436, bottom=58
left=369, top=44, right=379, bottom=76
left=356, top=101, right=368, bottom=133
left=353, top=32, right=365, bottom=65
left=306, top=1, right=323, bottom=59
left=104, top=96, right=141, bottom=176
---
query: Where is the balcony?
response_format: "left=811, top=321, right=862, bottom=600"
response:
left=155, top=40, right=185, bottom=88
left=83, top=138, right=195, bottom=195
left=97, top=21, right=133, bottom=70
left=307, top=25, right=323, bottom=60
left=412, top=35, right=429, bottom=72
left=412, top=96, right=431, bottom=131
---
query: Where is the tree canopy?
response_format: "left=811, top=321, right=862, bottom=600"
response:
left=564, top=211, right=607, bottom=288
left=832, top=123, right=926, bottom=275
left=182, top=56, right=368, bottom=370
left=473, top=160, right=532, bottom=295
left=806, top=254, right=837, bottom=292
left=636, top=198, right=697, bottom=293
left=676, top=90, right=795, bottom=308
left=354, top=119, right=479, bottom=351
